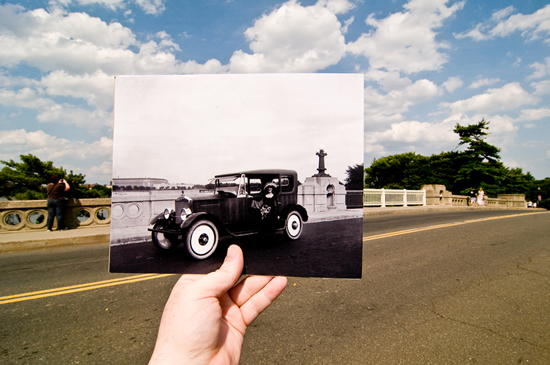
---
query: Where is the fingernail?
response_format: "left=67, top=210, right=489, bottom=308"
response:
left=225, top=245, right=237, bottom=262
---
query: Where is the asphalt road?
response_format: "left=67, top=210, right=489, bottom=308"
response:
left=1, top=209, right=549, bottom=364
left=110, top=218, right=363, bottom=278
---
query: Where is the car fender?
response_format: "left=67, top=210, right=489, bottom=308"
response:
left=150, top=212, right=166, bottom=225
left=281, top=204, right=308, bottom=222
left=180, top=212, right=224, bottom=231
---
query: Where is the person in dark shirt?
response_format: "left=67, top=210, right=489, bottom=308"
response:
left=469, top=188, right=477, bottom=207
left=46, top=175, right=70, bottom=231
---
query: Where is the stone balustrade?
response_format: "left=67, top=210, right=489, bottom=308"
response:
left=363, top=189, right=426, bottom=207
left=423, top=184, right=526, bottom=208
left=0, top=198, right=111, bottom=232
left=0, top=186, right=529, bottom=233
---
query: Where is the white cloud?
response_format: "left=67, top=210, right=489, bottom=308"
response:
left=40, top=70, right=114, bottom=109
left=454, top=23, right=491, bottom=41
left=365, top=113, right=467, bottom=159
left=528, top=57, right=550, bottom=79
left=0, top=4, right=226, bottom=132
left=440, top=82, right=539, bottom=114
left=316, top=0, right=356, bottom=15
left=364, top=70, right=412, bottom=91
left=0, top=88, right=52, bottom=109
left=37, top=104, right=112, bottom=128
left=455, top=4, right=550, bottom=42
left=90, top=160, right=113, bottom=175
left=0, top=5, right=222, bottom=75
left=135, top=0, right=166, bottom=15
left=443, top=76, right=463, bottom=92
left=516, top=108, right=550, bottom=122
left=469, top=77, right=501, bottom=89
left=364, top=77, right=441, bottom=125
left=342, top=16, right=354, bottom=33
left=0, top=129, right=112, bottom=161
left=0, top=87, right=112, bottom=128
left=490, top=4, right=550, bottom=41
left=531, top=79, right=550, bottom=95
left=347, top=0, right=465, bottom=73
left=366, top=119, right=456, bottom=145
left=53, top=0, right=166, bottom=15
left=74, top=0, right=126, bottom=11
left=229, top=0, right=347, bottom=72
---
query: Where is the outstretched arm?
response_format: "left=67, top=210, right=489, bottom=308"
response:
left=149, top=245, right=287, bottom=365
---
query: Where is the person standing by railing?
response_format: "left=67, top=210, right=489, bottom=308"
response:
left=46, top=175, right=70, bottom=231
left=477, top=187, right=485, bottom=207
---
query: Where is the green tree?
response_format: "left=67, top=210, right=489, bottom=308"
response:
left=425, top=151, right=461, bottom=191
left=0, top=154, right=110, bottom=200
left=501, top=167, right=535, bottom=194
left=365, top=152, right=425, bottom=189
left=527, top=178, right=550, bottom=209
left=453, top=119, right=506, bottom=196
left=344, top=163, right=364, bottom=190
left=0, top=154, right=64, bottom=199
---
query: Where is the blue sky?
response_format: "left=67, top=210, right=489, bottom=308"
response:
left=1, top=0, right=549, bottom=185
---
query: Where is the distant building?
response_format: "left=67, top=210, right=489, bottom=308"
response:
left=112, top=178, right=192, bottom=190
left=113, top=178, right=168, bottom=188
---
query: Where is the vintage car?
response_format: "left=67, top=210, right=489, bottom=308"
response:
left=148, top=169, right=309, bottom=259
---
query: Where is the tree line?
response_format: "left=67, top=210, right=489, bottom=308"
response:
left=0, top=154, right=111, bottom=200
left=364, top=120, right=549, bottom=208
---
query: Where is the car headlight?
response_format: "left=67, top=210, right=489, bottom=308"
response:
left=180, top=208, right=192, bottom=221
left=163, top=209, right=170, bottom=220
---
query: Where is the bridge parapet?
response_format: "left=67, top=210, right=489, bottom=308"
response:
left=0, top=198, right=111, bottom=232
left=422, top=185, right=526, bottom=208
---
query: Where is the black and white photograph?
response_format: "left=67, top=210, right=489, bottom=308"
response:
left=109, top=74, right=364, bottom=278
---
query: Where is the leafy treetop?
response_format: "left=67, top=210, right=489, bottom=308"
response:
left=0, top=154, right=109, bottom=200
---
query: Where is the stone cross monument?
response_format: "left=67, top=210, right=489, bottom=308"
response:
left=314, top=149, right=331, bottom=177
left=297, top=149, right=347, bottom=213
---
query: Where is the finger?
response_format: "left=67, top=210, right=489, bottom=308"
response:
left=192, top=245, right=244, bottom=299
left=230, top=275, right=275, bottom=307
left=239, top=276, right=287, bottom=326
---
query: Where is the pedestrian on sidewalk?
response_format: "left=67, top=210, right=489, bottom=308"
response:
left=46, top=175, right=70, bottom=231
left=469, top=188, right=477, bottom=207
left=477, top=187, right=485, bottom=206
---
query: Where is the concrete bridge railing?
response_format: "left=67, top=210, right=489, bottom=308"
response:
left=1, top=186, right=527, bottom=232
left=423, top=184, right=526, bottom=208
left=364, top=186, right=526, bottom=208
left=0, top=198, right=111, bottom=232
left=363, top=189, right=426, bottom=207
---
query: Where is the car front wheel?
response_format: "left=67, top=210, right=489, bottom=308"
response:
left=185, top=220, right=219, bottom=259
left=284, top=211, right=303, bottom=240
left=151, top=222, right=180, bottom=250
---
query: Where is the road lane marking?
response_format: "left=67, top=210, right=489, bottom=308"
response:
left=363, top=211, right=548, bottom=242
left=3, top=211, right=546, bottom=304
left=0, top=274, right=173, bottom=305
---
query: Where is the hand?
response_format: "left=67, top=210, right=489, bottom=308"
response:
left=149, top=245, right=287, bottom=365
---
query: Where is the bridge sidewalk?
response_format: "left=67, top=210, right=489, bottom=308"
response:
left=0, top=226, right=111, bottom=253
left=0, top=205, right=537, bottom=253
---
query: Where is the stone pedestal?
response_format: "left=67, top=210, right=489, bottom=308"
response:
left=422, top=184, right=452, bottom=205
left=298, top=176, right=347, bottom=213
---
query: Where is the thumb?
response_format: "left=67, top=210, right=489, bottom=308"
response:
left=197, top=245, right=244, bottom=298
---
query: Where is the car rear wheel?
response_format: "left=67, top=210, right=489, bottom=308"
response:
left=284, top=211, right=303, bottom=240
left=151, top=222, right=180, bottom=250
left=186, top=220, right=219, bottom=259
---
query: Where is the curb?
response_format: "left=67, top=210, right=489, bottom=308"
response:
left=0, top=227, right=111, bottom=254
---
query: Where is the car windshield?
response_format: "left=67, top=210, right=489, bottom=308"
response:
left=208, top=175, right=245, bottom=196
